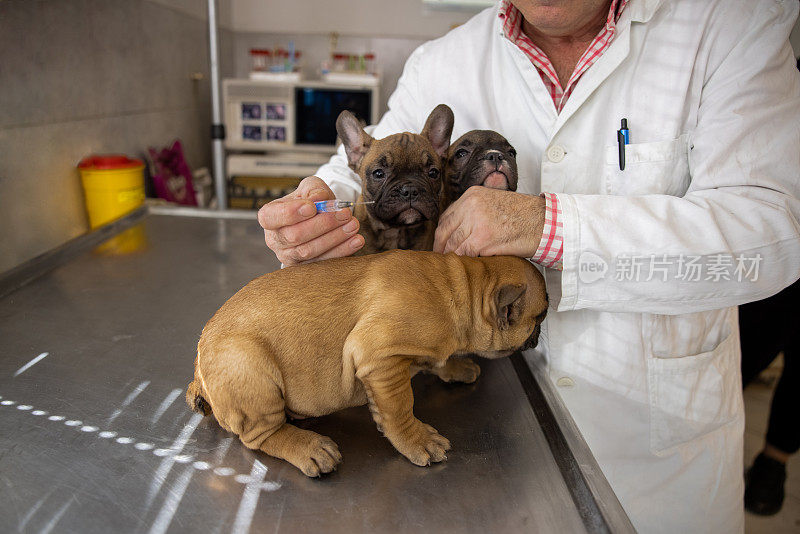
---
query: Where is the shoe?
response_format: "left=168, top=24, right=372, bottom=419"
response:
left=745, top=453, right=786, bottom=516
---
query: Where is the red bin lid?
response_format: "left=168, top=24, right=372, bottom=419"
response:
left=78, top=154, right=143, bottom=170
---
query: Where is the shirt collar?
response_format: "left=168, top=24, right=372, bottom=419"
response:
left=624, top=0, right=664, bottom=23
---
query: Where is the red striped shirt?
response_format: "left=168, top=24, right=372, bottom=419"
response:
left=531, top=192, right=564, bottom=269
left=499, top=0, right=628, bottom=268
left=498, top=0, right=628, bottom=112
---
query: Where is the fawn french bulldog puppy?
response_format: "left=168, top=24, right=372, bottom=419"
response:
left=335, top=104, right=454, bottom=254
left=445, top=130, right=519, bottom=205
left=187, top=249, right=548, bottom=477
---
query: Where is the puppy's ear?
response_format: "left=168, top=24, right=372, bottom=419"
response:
left=336, top=111, right=373, bottom=170
left=421, top=104, right=454, bottom=158
left=495, top=283, right=526, bottom=331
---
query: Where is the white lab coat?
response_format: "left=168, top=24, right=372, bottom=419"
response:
left=315, top=0, right=800, bottom=531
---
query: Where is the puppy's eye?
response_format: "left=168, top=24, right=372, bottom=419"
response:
left=455, top=148, right=469, bottom=159
left=372, top=169, right=385, bottom=180
left=428, top=168, right=440, bottom=179
left=508, top=148, right=517, bottom=158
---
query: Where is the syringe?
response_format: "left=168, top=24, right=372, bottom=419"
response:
left=314, top=199, right=374, bottom=213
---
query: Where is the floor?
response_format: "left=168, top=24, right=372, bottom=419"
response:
left=743, top=355, right=800, bottom=533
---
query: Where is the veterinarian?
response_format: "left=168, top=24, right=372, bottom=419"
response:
left=258, top=0, right=800, bottom=531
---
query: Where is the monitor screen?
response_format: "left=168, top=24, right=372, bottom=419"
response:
left=294, top=87, right=373, bottom=146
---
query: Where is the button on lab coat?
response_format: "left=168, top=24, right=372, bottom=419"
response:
left=315, top=0, right=800, bottom=531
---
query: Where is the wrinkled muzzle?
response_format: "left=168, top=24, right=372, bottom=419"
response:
left=373, top=180, right=440, bottom=225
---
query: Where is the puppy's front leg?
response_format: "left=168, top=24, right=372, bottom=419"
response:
left=425, top=357, right=481, bottom=384
left=358, top=359, right=451, bottom=466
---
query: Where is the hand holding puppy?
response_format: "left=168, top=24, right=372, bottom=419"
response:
left=434, top=186, right=546, bottom=258
left=258, top=176, right=365, bottom=266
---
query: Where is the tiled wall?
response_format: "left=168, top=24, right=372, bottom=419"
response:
left=0, top=0, right=234, bottom=274
left=0, top=0, right=438, bottom=275
left=0, top=0, right=443, bottom=275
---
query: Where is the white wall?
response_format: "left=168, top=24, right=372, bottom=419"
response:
left=145, top=0, right=234, bottom=28
left=229, top=0, right=484, bottom=38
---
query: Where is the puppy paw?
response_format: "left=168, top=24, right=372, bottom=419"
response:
left=436, top=358, right=481, bottom=384
left=288, top=433, right=343, bottom=477
left=391, top=421, right=451, bottom=467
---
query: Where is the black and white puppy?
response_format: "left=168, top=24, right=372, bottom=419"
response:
left=444, top=130, right=519, bottom=205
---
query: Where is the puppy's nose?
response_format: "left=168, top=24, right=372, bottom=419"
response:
left=483, top=151, right=505, bottom=163
left=400, top=184, right=419, bottom=200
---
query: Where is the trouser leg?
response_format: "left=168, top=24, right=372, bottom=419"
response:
left=765, top=333, right=799, bottom=455
left=739, top=279, right=798, bottom=386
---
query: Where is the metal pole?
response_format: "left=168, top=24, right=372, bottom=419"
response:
left=207, top=0, right=227, bottom=209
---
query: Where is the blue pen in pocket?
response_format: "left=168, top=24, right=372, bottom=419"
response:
left=617, top=118, right=630, bottom=171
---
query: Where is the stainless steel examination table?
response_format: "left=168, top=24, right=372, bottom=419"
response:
left=0, top=207, right=635, bottom=534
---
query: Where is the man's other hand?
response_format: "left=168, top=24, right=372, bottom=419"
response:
left=433, top=186, right=545, bottom=258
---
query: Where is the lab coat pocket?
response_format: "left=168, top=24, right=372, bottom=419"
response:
left=647, top=332, right=740, bottom=454
left=604, top=135, right=690, bottom=196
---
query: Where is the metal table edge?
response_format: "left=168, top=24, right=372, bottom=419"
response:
left=513, top=351, right=637, bottom=533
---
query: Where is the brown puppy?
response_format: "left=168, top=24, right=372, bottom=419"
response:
left=187, top=250, right=547, bottom=477
left=445, top=130, right=518, bottom=205
left=336, top=105, right=454, bottom=254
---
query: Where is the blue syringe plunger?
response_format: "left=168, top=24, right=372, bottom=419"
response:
left=314, top=199, right=373, bottom=213
left=314, top=200, right=355, bottom=213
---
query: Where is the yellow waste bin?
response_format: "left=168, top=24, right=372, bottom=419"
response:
left=78, top=154, right=145, bottom=228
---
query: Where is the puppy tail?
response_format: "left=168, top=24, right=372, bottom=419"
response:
left=186, top=377, right=212, bottom=416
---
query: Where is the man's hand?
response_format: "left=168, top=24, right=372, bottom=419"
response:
left=258, top=176, right=364, bottom=266
left=433, top=186, right=546, bottom=258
